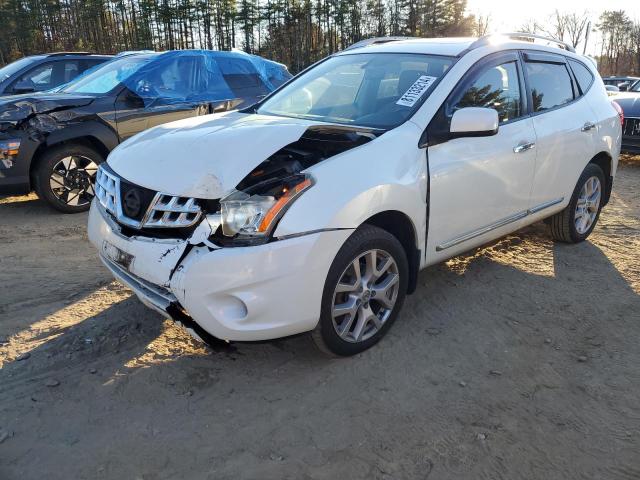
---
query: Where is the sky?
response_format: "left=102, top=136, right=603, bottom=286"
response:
left=465, top=0, right=640, bottom=56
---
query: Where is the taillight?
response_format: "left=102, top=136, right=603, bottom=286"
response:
left=612, top=100, right=624, bottom=126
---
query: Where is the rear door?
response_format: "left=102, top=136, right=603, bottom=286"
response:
left=523, top=51, right=597, bottom=209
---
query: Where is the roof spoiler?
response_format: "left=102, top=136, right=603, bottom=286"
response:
left=467, top=32, right=576, bottom=53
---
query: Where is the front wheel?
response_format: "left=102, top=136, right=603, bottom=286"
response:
left=312, top=225, right=408, bottom=356
left=33, top=144, right=103, bottom=213
left=549, top=163, right=605, bottom=243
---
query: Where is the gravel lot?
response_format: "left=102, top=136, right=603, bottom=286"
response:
left=1, top=157, right=639, bottom=480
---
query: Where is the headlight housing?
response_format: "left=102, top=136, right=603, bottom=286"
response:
left=219, top=174, right=313, bottom=245
left=0, top=139, right=21, bottom=169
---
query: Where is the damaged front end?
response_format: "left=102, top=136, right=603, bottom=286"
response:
left=90, top=119, right=381, bottom=342
left=0, top=93, right=95, bottom=140
left=101, top=123, right=381, bottom=248
left=0, top=94, right=98, bottom=192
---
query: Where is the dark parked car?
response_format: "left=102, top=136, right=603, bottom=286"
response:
left=0, top=50, right=291, bottom=212
left=613, top=81, right=640, bottom=154
left=602, top=76, right=640, bottom=92
left=0, top=52, right=112, bottom=96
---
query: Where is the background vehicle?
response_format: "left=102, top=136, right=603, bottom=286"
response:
left=612, top=80, right=640, bottom=153
left=0, top=52, right=112, bottom=96
left=0, top=50, right=291, bottom=212
left=88, top=34, right=621, bottom=356
left=602, top=76, right=640, bottom=92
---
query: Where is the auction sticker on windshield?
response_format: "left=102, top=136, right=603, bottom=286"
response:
left=396, top=75, right=438, bottom=107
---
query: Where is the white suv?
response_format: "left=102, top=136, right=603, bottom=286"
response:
left=89, top=34, right=622, bottom=356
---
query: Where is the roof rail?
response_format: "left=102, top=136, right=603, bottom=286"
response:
left=469, top=32, right=576, bottom=53
left=345, top=36, right=413, bottom=51
left=46, top=51, right=95, bottom=56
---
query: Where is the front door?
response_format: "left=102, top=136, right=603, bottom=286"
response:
left=114, top=54, right=211, bottom=140
left=426, top=52, right=537, bottom=262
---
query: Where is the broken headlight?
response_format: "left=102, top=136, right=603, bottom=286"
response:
left=0, top=139, right=21, bottom=169
left=219, top=174, right=313, bottom=244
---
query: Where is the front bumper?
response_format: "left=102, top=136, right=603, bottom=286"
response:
left=88, top=201, right=352, bottom=341
left=0, top=132, right=39, bottom=195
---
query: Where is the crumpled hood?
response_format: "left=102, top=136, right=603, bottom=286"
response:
left=0, top=92, right=95, bottom=126
left=107, top=111, right=322, bottom=199
left=613, top=92, right=640, bottom=116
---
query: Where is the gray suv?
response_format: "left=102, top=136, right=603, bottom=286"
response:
left=0, top=52, right=112, bottom=96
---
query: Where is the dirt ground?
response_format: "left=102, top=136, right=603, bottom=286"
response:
left=1, top=157, right=639, bottom=480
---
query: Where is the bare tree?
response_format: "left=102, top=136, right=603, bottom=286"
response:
left=473, top=13, right=490, bottom=37
left=564, top=11, right=590, bottom=48
left=519, top=19, right=541, bottom=34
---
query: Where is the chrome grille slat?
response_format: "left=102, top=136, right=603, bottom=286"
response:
left=95, top=165, right=202, bottom=229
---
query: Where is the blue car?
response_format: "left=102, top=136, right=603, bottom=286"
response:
left=0, top=52, right=112, bottom=96
left=0, top=50, right=292, bottom=212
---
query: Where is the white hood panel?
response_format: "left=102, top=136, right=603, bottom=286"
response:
left=107, top=112, right=316, bottom=199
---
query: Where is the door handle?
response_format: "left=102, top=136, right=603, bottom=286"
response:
left=581, top=122, right=596, bottom=132
left=513, top=142, right=535, bottom=154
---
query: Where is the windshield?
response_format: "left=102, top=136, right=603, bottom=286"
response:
left=0, top=57, right=40, bottom=82
left=632, top=81, right=640, bottom=92
left=61, top=55, right=156, bottom=94
left=257, top=53, right=454, bottom=129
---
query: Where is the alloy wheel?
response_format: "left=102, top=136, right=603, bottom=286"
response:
left=574, top=175, right=601, bottom=235
left=49, top=155, right=99, bottom=207
left=331, top=249, right=400, bottom=343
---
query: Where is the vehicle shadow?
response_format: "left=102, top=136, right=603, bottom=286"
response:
left=1, top=222, right=639, bottom=479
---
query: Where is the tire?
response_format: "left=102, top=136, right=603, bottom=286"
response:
left=549, top=163, right=605, bottom=243
left=312, top=225, right=409, bottom=356
left=33, top=144, right=103, bottom=213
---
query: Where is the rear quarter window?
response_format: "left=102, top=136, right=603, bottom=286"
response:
left=568, top=60, right=594, bottom=95
left=217, top=58, right=270, bottom=97
left=525, top=62, right=575, bottom=112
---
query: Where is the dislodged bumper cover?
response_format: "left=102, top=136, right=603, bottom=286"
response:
left=88, top=201, right=188, bottom=287
left=169, top=228, right=353, bottom=341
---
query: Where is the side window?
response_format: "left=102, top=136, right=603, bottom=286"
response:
left=79, top=59, right=105, bottom=74
left=568, top=59, right=594, bottom=95
left=12, top=62, right=55, bottom=91
left=218, top=58, right=270, bottom=98
left=452, top=61, right=522, bottom=124
left=62, top=61, right=80, bottom=83
left=525, top=62, right=575, bottom=112
left=133, top=56, right=201, bottom=103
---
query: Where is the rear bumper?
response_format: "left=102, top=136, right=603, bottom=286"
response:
left=621, top=140, right=640, bottom=155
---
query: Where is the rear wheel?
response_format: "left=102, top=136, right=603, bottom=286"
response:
left=549, top=163, right=605, bottom=243
left=33, top=144, right=103, bottom=213
left=312, top=225, right=408, bottom=356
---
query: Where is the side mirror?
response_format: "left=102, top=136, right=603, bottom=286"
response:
left=450, top=107, right=499, bottom=138
left=618, top=83, right=629, bottom=92
left=12, top=80, right=35, bottom=94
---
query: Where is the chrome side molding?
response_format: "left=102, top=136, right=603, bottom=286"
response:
left=436, top=197, right=564, bottom=251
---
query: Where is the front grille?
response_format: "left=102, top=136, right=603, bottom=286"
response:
left=95, top=164, right=203, bottom=229
left=95, top=166, right=119, bottom=216
left=143, top=194, right=201, bottom=228
left=623, top=117, right=640, bottom=138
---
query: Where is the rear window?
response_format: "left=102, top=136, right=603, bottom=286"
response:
left=568, top=60, right=594, bottom=95
left=217, top=58, right=270, bottom=97
left=525, top=62, right=575, bottom=112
